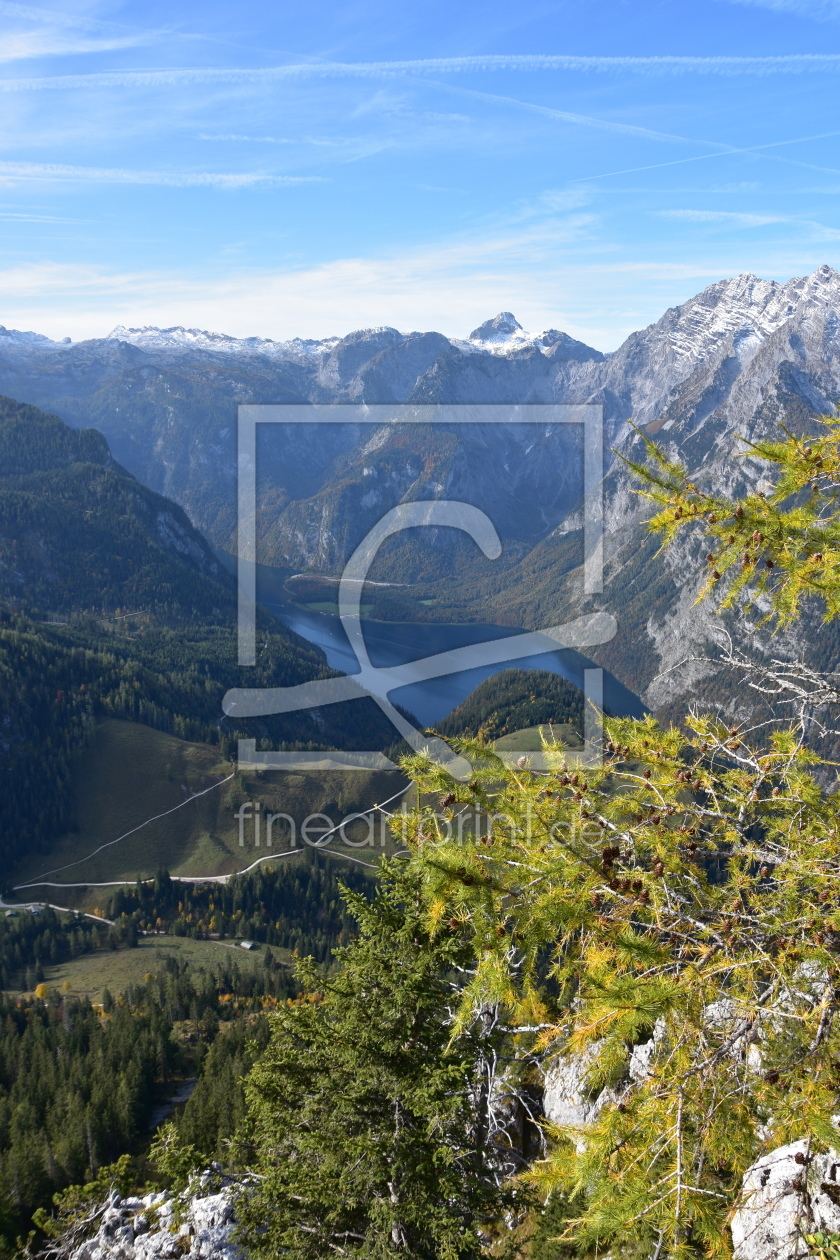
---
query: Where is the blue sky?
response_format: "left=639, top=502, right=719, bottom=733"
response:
left=2, top=0, right=840, bottom=347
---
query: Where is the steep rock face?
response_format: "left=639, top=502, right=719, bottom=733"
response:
left=355, top=331, right=452, bottom=402
left=469, top=311, right=524, bottom=343
left=542, top=1025, right=661, bottom=1135
left=587, top=268, right=840, bottom=712
left=314, top=326, right=405, bottom=394
left=538, top=329, right=605, bottom=362
left=542, top=1042, right=617, bottom=1133
left=570, top=265, right=840, bottom=440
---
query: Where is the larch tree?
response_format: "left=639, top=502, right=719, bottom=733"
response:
left=397, top=416, right=840, bottom=1259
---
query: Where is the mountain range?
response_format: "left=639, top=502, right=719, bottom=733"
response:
left=3, top=263, right=840, bottom=723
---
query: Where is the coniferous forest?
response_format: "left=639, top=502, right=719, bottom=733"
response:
left=106, top=858, right=369, bottom=960
left=0, top=956, right=296, bottom=1249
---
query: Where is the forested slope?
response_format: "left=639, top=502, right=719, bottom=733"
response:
left=0, top=396, right=234, bottom=622
left=436, top=668, right=585, bottom=740
left=0, top=397, right=409, bottom=878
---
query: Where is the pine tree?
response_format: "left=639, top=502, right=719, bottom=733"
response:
left=237, top=861, right=523, bottom=1260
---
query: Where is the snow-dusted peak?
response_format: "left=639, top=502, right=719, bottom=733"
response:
left=469, top=312, right=524, bottom=343
left=658, top=265, right=840, bottom=369
left=462, top=311, right=549, bottom=356
left=284, top=335, right=341, bottom=356
left=107, top=325, right=269, bottom=355
left=0, top=325, right=62, bottom=350
left=335, top=325, right=403, bottom=343
left=461, top=312, right=602, bottom=360
left=105, top=325, right=340, bottom=359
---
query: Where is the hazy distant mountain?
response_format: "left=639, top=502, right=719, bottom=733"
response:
left=4, top=264, right=840, bottom=721
left=0, top=308, right=607, bottom=567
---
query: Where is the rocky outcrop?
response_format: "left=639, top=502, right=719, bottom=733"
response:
left=541, top=1042, right=840, bottom=1260
left=542, top=1042, right=617, bottom=1133
left=731, top=1140, right=840, bottom=1260
left=70, top=1178, right=244, bottom=1260
left=542, top=1022, right=664, bottom=1135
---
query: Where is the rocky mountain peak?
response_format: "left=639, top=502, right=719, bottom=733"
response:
left=331, top=325, right=404, bottom=348
left=598, top=265, right=840, bottom=432
left=659, top=265, right=840, bottom=367
left=535, top=328, right=605, bottom=362
left=468, top=312, right=524, bottom=342
left=0, top=325, right=57, bottom=347
left=462, top=313, right=603, bottom=362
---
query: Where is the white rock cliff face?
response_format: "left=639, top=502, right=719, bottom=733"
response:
left=542, top=1042, right=615, bottom=1132
left=72, top=1182, right=243, bottom=1260
left=731, top=1141, right=840, bottom=1260
left=541, top=1042, right=840, bottom=1259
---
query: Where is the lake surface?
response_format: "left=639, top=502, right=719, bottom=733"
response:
left=252, top=562, right=645, bottom=727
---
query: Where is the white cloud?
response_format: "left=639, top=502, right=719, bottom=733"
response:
left=5, top=54, right=840, bottom=93
left=0, top=2, right=172, bottom=62
left=414, top=79, right=719, bottom=146
left=0, top=223, right=602, bottom=343
left=571, top=127, right=840, bottom=184
left=657, top=209, right=783, bottom=225
left=0, top=160, right=324, bottom=187
left=0, top=65, right=715, bottom=150
left=0, top=222, right=825, bottom=352
left=0, top=208, right=87, bottom=220
left=0, top=258, right=602, bottom=345
left=721, top=0, right=840, bottom=18
left=0, top=1, right=134, bottom=31
left=655, top=209, right=840, bottom=238
left=0, top=30, right=156, bottom=61
left=199, top=133, right=324, bottom=145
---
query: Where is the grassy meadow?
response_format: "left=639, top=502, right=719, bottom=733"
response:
left=14, top=720, right=411, bottom=907
left=8, top=934, right=289, bottom=1003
